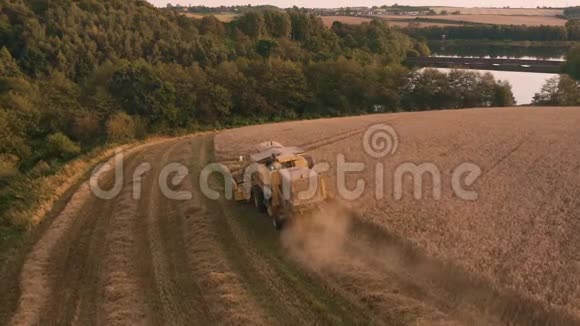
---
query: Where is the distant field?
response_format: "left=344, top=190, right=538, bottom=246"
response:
left=386, top=21, right=459, bottom=28
left=320, top=16, right=373, bottom=27
left=320, top=16, right=456, bottom=28
left=323, top=14, right=567, bottom=28
left=432, top=7, right=564, bottom=16
left=381, top=14, right=567, bottom=26
left=183, top=12, right=238, bottom=22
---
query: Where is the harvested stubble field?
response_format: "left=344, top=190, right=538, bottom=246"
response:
left=215, top=107, right=580, bottom=322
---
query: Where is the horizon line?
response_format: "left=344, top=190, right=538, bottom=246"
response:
left=157, top=3, right=569, bottom=10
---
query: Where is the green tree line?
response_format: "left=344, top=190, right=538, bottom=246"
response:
left=406, top=21, right=580, bottom=42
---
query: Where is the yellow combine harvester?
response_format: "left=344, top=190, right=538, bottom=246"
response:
left=233, top=141, right=327, bottom=229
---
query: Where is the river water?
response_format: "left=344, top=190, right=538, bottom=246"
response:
left=428, top=42, right=568, bottom=61
left=427, top=43, right=564, bottom=105
left=432, top=54, right=564, bottom=61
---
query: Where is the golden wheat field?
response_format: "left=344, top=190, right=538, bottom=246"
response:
left=381, top=14, right=567, bottom=26
left=320, top=16, right=373, bottom=27
left=215, top=107, right=580, bottom=319
left=183, top=12, right=239, bottom=22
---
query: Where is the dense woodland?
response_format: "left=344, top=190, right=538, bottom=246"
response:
left=0, top=0, right=518, bottom=186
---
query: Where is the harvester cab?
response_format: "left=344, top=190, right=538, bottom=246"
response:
left=233, top=141, right=327, bottom=229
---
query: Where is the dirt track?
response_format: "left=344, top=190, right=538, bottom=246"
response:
left=2, top=109, right=580, bottom=325
left=2, top=135, right=270, bottom=325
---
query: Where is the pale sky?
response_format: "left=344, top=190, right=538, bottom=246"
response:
left=150, top=0, right=579, bottom=9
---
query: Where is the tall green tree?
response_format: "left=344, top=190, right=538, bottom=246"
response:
left=564, top=45, right=580, bottom=80
left=235, top=11, right=266, bottom=39
left=263, top=10, right=291, bottom=38
left=256, top=39, right=278, bottom=58
left=108, top=60, right=177, bottom=127
left=533, top=75, right=580, bottom=106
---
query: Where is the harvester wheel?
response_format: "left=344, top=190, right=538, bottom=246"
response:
left=273, top=215, right=285, bottom=230
left=252, top=186, right=267, bottom=213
